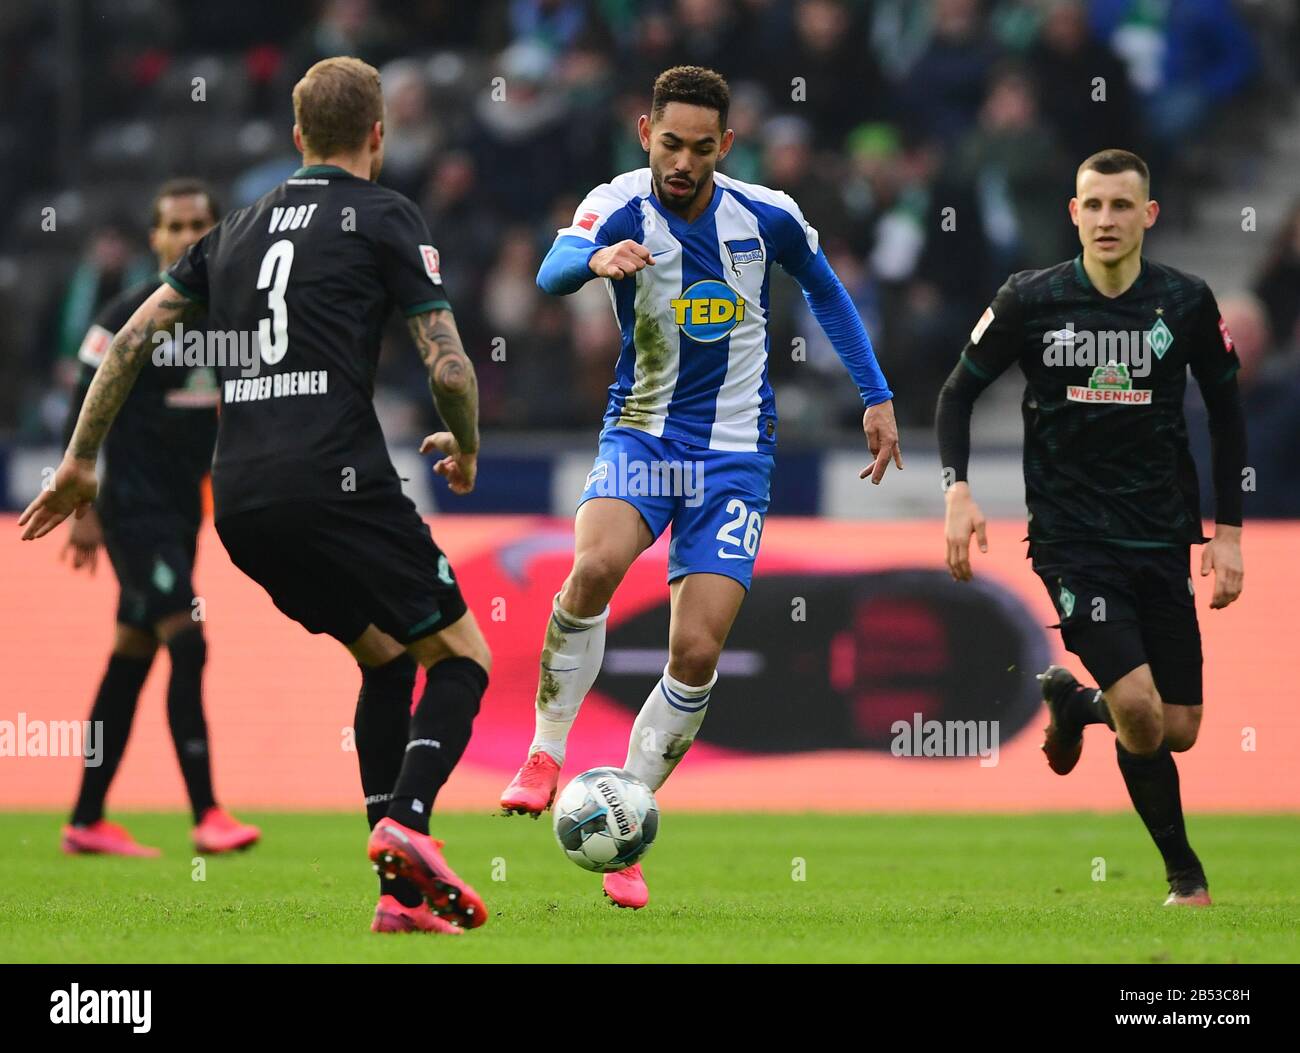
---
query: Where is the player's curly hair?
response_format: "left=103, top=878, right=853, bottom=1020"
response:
left=651, top=66, right=730, bottom=129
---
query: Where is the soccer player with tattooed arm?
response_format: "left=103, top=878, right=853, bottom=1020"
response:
left=935, top=149, right=1246, bottom=906
left=22, top=57, right=492, bottom=936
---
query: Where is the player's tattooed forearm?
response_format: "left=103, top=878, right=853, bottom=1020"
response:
left=408, top=310, right=480, bottom=455
left=69, top=297, right=201, bottom=461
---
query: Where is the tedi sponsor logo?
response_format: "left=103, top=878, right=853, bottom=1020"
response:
left=49, top=984, right=151, bottom=1033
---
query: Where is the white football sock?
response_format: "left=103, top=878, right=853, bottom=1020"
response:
left=623, top=666, right=717, bottom=791
left=528, top=594, right=608, bottom=766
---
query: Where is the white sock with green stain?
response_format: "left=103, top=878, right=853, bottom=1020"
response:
left=623, top=666, right=716, bottom=791
left=529, top=595, right=608, bottom=765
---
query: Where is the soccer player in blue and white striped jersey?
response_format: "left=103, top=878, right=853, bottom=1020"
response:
left=501, top=66, right=902, bottom=908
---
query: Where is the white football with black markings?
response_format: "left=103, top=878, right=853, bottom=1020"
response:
left=553, top=767, right=658, bottom=873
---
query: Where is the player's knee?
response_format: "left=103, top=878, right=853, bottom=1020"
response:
left=1164, top=711, right=1201, bottom=752
left=166, top=625, right=207, bottom=669
left=464, top=638, right=492, bottom=676
left=667, top=642, right=720, bottom=687
left=1105, top=681, right=1163, bottom=751
left=154, top=609, right=199, bottom=644
left=1105, top=677, right=1160, bottom=720
left=565, top=551, right=625, bottom=609
left=113, top=624, right=158, bottom=660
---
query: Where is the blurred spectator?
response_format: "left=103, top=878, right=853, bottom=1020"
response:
left=378, top=60, right=440, bottom=201
left=286, top=0, right=398, bottom=77
left=900, top=0, right=998, bottom=142
left=1253, top=199, right=1300, bottom=352
left=49, top=221, right=151, bottom=377
left=1090, top=0, right=1255, bottom=150
left=1187, top=295, right=1300, bottom=518
left=30, top=219, right=152, bottom=440
left=465, top=41, right=576, bottom=221
left=760, top=116, right=850, bottom=242
left=1029, top=0, right=1139, bottom=158
left=718, top=82, right=768, bottom=184
left=954, top=69, right=1072, bottom=271
left=1, top=1, right=1286, bottom=442
left=761, top=0, right=888, bottom=150
left=670, top=0, right=752, bottom=84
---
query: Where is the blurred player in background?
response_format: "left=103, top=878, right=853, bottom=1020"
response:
left=936, top=149, right=1246, bottom=906
left=59, top=180, right=260, bottom=859
left=22, top=57, right=490, bottom=936
left=500, top=66, right=902, bottom=908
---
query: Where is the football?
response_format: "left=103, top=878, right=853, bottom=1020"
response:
left=553, top=767, right=658, bottom=873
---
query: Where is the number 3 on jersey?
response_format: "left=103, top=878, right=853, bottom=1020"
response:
left=715, top=498, right=762, bottom=559
left=257, top=239, right=294, bottom=364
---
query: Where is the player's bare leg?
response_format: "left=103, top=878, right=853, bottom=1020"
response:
left=1104, top=665, right=1211, bottom=906
left=62, top=624, right=161, bottom=857
left=605, top=573, right=745, bottom=909
left=501, top=498, right=654, bottom=816
left=368, top=612, right=491, bottom=929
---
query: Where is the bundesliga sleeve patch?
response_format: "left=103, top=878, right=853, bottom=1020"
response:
left=419, top=245, right=442, bottom=285
left=1218, top=316, right=1234, bottom=352
left=970, top=306, right=994, bottom=345
left=77, top=324, right=113, bottom=367
left=576, top=211, right=599, bottom=231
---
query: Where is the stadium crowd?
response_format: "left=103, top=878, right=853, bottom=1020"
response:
left=2, top=0, right=1296, bottom=463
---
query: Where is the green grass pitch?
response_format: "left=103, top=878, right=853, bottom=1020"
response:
left=2, top=812, right=1296, bottom=963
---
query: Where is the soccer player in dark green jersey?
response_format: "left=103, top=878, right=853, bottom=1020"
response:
left=935, top=149, right=1246, bottom=907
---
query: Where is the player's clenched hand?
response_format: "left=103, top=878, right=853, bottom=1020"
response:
left=589, top=240, right=655, bottom=281
left=61, top=506, right=103, bottom=574
left=19, top=456, right=98, bottom=541
left=858, top=400, right=903, bottom=485
left=944, top=483, right=987, bottom=582
left=420, top=432, right=477, bottom=495
left=1201, top=526, right=1243, bottom=609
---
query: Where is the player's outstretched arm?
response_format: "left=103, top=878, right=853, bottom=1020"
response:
left=1197, top=374, right=1247, bottom=609
left=408, top=307, right=479, bottom=495
left=859, top=400, right=903, bottom=485
left=20, top=284, right=201, bottom=540
left=786, top=250, right=899, bottom=481
left=935, top=360, right=994, bottom=581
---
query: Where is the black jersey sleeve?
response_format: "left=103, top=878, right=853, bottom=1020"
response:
left=61, top=287, right=146, bottom=448
left=164, top=231, right=213, bottom=303
left=935, top=279, right=1024, bottom=486
left=1189, top=287, right=1246, bottom=526
left=377, top=197, right=452, bottom=316
left=1187, top=285, right=1242, bottom=389
left=958, top=279, right=1024, bottom=383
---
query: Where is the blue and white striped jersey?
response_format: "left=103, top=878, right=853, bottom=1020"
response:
left=538, top=168, right=892, bottom=453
